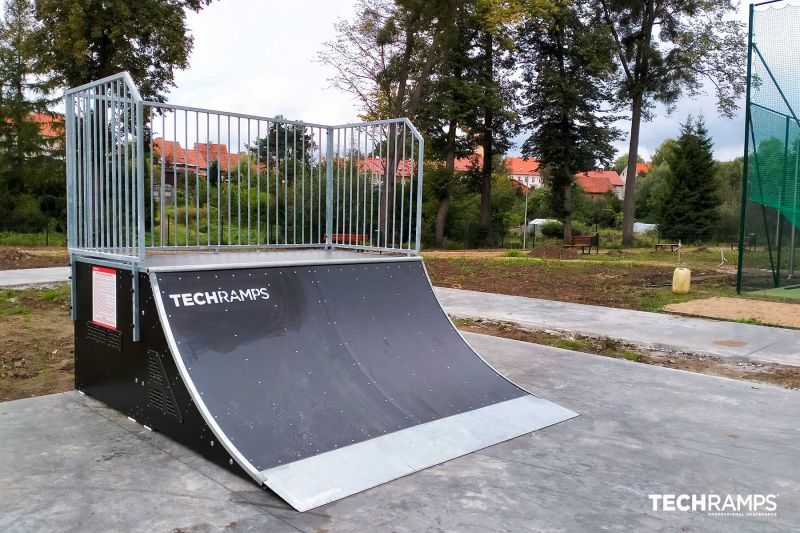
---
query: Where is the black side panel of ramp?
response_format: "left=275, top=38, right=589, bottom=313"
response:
left=151, top=259, right=576, bottom=510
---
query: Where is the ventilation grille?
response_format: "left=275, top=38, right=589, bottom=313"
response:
left=86, top=322, right=122, bottom=351
left=147, top=350, right=181, bottom=420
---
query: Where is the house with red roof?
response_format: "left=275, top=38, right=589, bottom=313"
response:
left=504, top=157, right=542, bottom=191
left=575, top=169, right=625, bottom=199
left=620, top=161, right=653, bottom=185
left=152, top=138, right=240, bottom=185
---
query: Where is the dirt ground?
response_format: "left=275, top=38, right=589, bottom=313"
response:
left=425, top=254, right=734, bottom=311
left=0, top=247, right=69, bottom=270
left=665, top=297, right=800, bottom=329
left=458, top=318, right=800, bottom=390
left=0, top=285, right=74, bottom=401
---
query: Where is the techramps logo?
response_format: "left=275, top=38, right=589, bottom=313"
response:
left=167, top=288, right=270, bottom=308
left=648, top=493, right=778, bottom=518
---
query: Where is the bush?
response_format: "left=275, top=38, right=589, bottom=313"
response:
left=571, top=221, right=590, bottom=236
left=540, top=220, right=564, bottom=238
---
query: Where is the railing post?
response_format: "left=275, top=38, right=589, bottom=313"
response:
left=65, top=93, right=76, bottom=253
left=136, top=99, right=145, bottom=261
left=326, top=127, right=334, bottom=249
left=415, top=135, right=424, bottom=254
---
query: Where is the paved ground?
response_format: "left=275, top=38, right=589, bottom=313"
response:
left=1, top=333, right=797, bottom=532
left=0, top=266, right=69, bottom=287
left=437, top=287, right=800, bottom=367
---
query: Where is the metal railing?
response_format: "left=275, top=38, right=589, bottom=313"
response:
left=65, top=72, right=424, bottom=263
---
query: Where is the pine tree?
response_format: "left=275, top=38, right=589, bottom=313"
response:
left=518, top=0, right=619, bottom=240
left=0, top=0, right=60, bottom=230
left=659, top=116, right=720, bottom=242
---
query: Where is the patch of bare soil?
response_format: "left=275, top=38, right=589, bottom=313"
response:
left=457, top=319, right=800, bottom=390
left=527, top=245, right=579, bottom=260
left=665, top=296, right=800, bottom=329
left=0, top=247, right=69, bottom=270
left=0, top=287, right=74, bottom=402
left=426, top=255, right=729, bottom=310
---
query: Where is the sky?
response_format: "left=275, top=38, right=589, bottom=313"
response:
left=168, top=1, right=761, bottom=163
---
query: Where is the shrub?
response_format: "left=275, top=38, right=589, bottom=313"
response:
left=540, top=220, right=564, bottom=238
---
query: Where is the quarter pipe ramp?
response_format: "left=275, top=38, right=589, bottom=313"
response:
left=74, top=254, right=576, bottom=511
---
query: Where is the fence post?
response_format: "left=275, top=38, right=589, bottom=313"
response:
left=136, top=100, right=146, bottom=261
left=415, top=135, right=424, bottom=253
left=326, top=127, right=334, bottom=249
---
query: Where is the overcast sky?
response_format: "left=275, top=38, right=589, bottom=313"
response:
left=168, top=1, right=759, bottom=163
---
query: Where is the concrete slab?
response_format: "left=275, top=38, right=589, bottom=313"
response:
left=0, top=267, right=70, bottom=288
left=436, top=286, right=800, bottom=367
left=1, top=333, right=797, bottom=532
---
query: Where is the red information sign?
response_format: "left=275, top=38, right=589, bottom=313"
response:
left=91, top=266, right=117, bottom=330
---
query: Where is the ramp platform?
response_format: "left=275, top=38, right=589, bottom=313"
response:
left=72, top=252, right=576, bottom=511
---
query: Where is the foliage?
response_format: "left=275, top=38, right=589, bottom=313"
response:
left=540, top=220, right=563, bottom=238
left=0, top=0, right=63, bottom=232
left=34, top=0, right=211, bottom=101
left=596, top=0, right=747, bottom=244
left=658, top=116, right=720, bottom=242
left=613, top=153, right=643, bottom=174
left=518, top=0, right=619, bottom=240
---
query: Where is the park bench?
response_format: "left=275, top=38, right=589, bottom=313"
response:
left=731, top=233, right=757, bottom=251
left=326, top=233, right=369, bottom=245
left=654, top=243, right=680, bottom=252
left=563, top=233, right=599, bottom=255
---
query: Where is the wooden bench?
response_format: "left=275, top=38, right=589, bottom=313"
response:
left=326, top=233, right=369, bottom=245
left=654, top=243, right=680, bottom=252
left=563, top=234, right=599, bottom=255
left=731, top=234, right=757, bottom=251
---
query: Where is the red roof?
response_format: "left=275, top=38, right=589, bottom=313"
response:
left=5, top=112, right=63, bottom=138
left=153, top=138, right=239, bottom=173
left=504, top=157, right=540, bottom=176
left=575, top=170, right=623, bottom=194
left=358, top=157, right=415, bottom=177
left=635, top=162, right=652, bottom=176
left=454, top=154, right=483, bottom=172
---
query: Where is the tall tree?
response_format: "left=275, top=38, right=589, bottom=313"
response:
left=659, top=116, right=719, bottom=242
left=33, top=0, right=211, bottom=101
left=472, top=0, right=520, bottom=246
left=519, top=0, right=619, bottom=240
left=596, top=0, right=745, bottom=245
left=0, top=0, right=60, bottom=229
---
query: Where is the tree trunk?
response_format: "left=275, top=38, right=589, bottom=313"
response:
left=479, top=31, right=494, bottom=245
left=563, top=182, right=572, bottom=241
left=435, top=120, right=458, bottom=248
left=621, top=92, right=643, bottom=246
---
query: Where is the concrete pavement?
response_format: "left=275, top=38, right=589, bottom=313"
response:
left=0, top=266, right=69, bottom=288
left=437, top=287, right=800, bottom=367
left=1, top=333, right=797, bottom=532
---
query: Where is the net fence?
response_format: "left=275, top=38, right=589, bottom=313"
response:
left=738, top=1, right=800, bottom=292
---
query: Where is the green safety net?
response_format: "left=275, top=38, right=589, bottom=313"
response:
left=738, top=2, right=800, bottom=292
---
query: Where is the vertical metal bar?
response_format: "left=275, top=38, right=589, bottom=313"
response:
left=171, top=110, right=176, bottom=246
left=132, top=263, right=140, bottom=341
left=335, top=128, right=340, bottom=242
left=400, top=122, right=406, bottom=249
left=237, top=116, right=242, bottom=245
left=124, top=84, right=131, bottom=251
left=149, top=106, right=154, bottom=247
left=266, top=120, right=271, bottom=245
left=376, top=125, right=383, bottom=248
left=284, top=124, right=288, bottom=244
left=87, top=94, right=95, bottom=250
left=184, top=111, right=189, bottom=246
left=257, top=120, right=261, bottom=244
left=391, top=123, right=399, bottom=249
left=217, top=115, right=222, bottom=246
left=160, top=111, right=166, bottom=247
left=415, top=133, right=425, bottom=254
left=737, top=3, right=755, bottom=293
left=65, top=94, right=76, bottom=252
left=196, top=111, right=200, bottom=247
left=111, top=84, right=117, bottom=250
left=275, top=121, right=280, bottom=244
left=317, top=127, right=322, bottom=243
left=293, top=125, right=297, bottom=244
left=362, top=126, right=368, bottom=243
left=81, top=95, right=88, bottom=249
left=348, top=128, right=354, bottom=244
left=355, top=128, right=361, bottom=247
left=136, top=99, right=146, bottom=260
left=227, top=115, right=231, bottom=245
left=206, top=113, right=211, bottom=246
left=407, top=126, right=415, bottom=251
left=301, top=126, right=305, bottom=243
left=326, top=127, right=334, bottom=248
left=96, top=87, right=104, bottom=251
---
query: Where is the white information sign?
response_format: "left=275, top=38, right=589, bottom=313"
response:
left=92, top=266, right=117, bottom=330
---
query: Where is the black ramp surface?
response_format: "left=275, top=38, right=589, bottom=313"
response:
left=152, top=258, right=577, bottom=510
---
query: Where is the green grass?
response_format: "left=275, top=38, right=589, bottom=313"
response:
left=0, top=289, right=30, bottom=316
left=0, top=231, right=67, bottom=247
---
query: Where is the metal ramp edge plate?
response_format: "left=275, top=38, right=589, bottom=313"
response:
left=149, top=259, right=577, bottom=511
